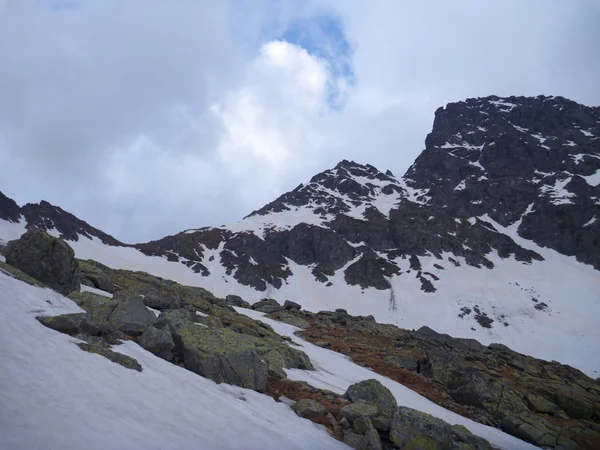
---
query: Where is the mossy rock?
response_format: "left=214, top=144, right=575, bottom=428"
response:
left=345, top=379, right=398, bottom=418
left=77, top=337, right=142, bottom=372
left=68, top=291, right=119, bottom=323
left=389, top=406, right=453, bottom=450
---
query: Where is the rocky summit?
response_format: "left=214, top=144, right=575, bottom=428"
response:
left=1, top=94, right=599, bottom=449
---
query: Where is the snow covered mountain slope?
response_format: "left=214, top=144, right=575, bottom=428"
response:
left=0, top=271, right=538, bottom=450
left=1, top=95, right=599, bottom=379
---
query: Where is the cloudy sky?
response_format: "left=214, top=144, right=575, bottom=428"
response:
left=1, top=0, right=599, bottom=242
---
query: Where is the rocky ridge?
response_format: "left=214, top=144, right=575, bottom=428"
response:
left=2, top=96, right=598, bottom=298
left=266, top=307, right=600, bottom=449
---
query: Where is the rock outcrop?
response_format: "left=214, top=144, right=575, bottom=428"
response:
left=272, top=307, right=600, bottom=449
left=5, top=228, right=80, bottom=295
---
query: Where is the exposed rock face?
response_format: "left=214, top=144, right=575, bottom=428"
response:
left=21, top=200, right=124, bottom=246
left=406, top=95, right=600, bottom=269
left=6, top=228, right=80, bottom=295
left=0, top=191, right=21, bottom=222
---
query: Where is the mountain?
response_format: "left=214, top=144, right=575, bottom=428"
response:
left=1, top=94, right=599, bottom=379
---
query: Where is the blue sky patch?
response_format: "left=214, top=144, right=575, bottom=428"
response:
left=277, top=13, right=355, bottom=110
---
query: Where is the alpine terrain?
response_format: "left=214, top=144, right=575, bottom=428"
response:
left=1, top=95, right=599, bottom=450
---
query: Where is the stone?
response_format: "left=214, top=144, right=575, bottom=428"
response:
left=371, top=415, right=391, bottom=432
left=292, top=399, right=328, bottom=418
left=68, top=291, right=119, bottom=323
left=451, top=425, right=493, bottom=450
left=37, top=313, right=105, bottom=337
left=345, top=379, right=398, bottom=418
left=389, top=406, right=453, bottom=450
left=340, top=401, right=379, bottom=424
left=5, top=228, right=80, bottom=295
left=137, top=326, right=175, bottom=361
left=142, top=290, right=180, bottom=310
left=343, top=430, right=364, bottom=449
left=283, top=300, right=301, bottom=310
left=352, top=416, right=373, bottom=435
left=225, top=294, right=251, bottom=308
left=109, top=296, right=156, bottom=336
left=251, top=298, right=283, bottom=313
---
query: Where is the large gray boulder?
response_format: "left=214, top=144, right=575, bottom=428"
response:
left=109, top=296, right=156, bottom=336
left=389, top=406, right=453, bottom=450
left=251, top=298, right=283, bottom=313
left=141, top=290, right=180, bottom=310
left=345, top=379, right=398, bottom=418
left=292, top=399, right=328, bottom=418
left=5, top=228, right=80, bottom=295
left=37, top=313, right=105, bottom=336
left=226, top=294, right=251, bottom=308
left=137, top=326, right=175, bottom=361
left=165, top=315, right=268, bottom=391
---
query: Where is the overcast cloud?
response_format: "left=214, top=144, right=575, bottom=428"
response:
left=1, top=0, right=599, bottom=242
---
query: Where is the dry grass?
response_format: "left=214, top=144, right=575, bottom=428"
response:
left=264, top=377, right=347, bottom=439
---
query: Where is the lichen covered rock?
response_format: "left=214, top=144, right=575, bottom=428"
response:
left=5, top=228, right=80, bottom=295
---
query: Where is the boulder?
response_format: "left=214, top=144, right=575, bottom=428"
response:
left=225, top=295, right=251, bottom=309
left=68, top=291, right=119, bottom=323
left=141, top=290, right=180, bottom=310
left=389, top=406, right=453, bottom=450
left=109, top=296, right=156, bottom=336
left=343, top=430, right=364, bottom=449
left=170, top=320, right=268, bottom=391
left=5, top=228, right=80, bottom=295
left=37, top=313, right=105, bottom=337
left=251, top=298, right=283, bottom=313
left=292, top=399, right=328, bottom=418
left=283, top=300, right=301, bottom=311
left=137, top=326, right=175, bottom=361
left=340, top=401, right=379, bottom=424
left=451, top=425, right=493, bottom=450
left=501, top=413, right=558, bottom=448
left=345, top=379, right=398, bottom=418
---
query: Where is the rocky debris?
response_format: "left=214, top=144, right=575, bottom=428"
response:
left=283, top=377, right=492, bottom=450
left=293, top=399, right=328, bottom=419
left=225, top=294, right=251, bottom=308
left=5, top=228, right=80, bottom=295
left=137, top=326, right=175, bottom=360
left=284, top=300, right=302, bottom=311
left=29, top=262, right=317, bottom=394
left=274, top=307, right=600, bottom=449
left=109, top=296, right=156, bottom=336
left=251, top=298, right=283, bottom=313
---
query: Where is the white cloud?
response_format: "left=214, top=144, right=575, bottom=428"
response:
left=0, top=0, right=599, bottom=241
